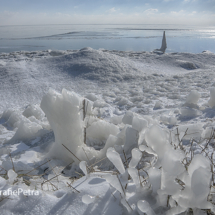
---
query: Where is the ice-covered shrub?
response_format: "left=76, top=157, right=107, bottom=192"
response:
left=80, top=122, right=215, bottom=215
left=40, top=89, right=122, bottom=163
left=40, top=89, right=86, bottom=163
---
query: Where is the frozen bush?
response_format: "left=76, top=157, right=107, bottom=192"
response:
left=40, top=89, right=121, bottom=163
left=40, top=89, right=85, bottom=163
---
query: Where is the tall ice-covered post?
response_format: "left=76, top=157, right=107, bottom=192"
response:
left=160, top=31, right=167, bottom=53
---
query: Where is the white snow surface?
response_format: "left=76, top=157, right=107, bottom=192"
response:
left=0, top=47, right=215, bottom=215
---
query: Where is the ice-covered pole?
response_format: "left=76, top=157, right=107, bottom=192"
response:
left=160, top=31, right=167, bottom=53
left=154, top=31, right=167, bottom=54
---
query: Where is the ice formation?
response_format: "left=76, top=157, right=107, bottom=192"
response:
left=185, top=90, right=200, bottom=105
left=137, top=200, right=155, bottom=215
left=154, top=31, right=167, bottom=53
left=106, top=147, right=125, bottom=174
left=79, top=161, right=88, bottom=177
left=82, top=194, right=96, bottom=204
left=129, top=148, right=142, bottom=168
left=7, top=169, right=17, bottom=184
left=1, top=47, right=215, bottom=215
left=40, top=88, right=121, bottom=163
left=208, top=87, right=215, bottom=108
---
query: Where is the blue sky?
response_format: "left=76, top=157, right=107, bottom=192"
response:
left=0, top=0, right=214, bottom=25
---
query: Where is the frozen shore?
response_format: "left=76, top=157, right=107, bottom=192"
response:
left=0, top=48, right=215, bottom=215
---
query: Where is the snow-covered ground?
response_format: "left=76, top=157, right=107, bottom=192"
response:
left=0, top=47, right=215, bottom=215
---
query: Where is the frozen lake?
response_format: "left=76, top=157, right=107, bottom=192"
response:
left=0, top=24, right=215, bottom=53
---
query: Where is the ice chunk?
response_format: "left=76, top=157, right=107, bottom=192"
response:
left=208, top=88, right=215, bottom=108
left=160, top=115, right=177, bottom=126
left=180, top=107, right=200, bottom=118
left=122, top=111, right=134, bottom=125
left=121, top=198, right=132, bottom=213
left=82, top=194, right=95, bottom=204
left=105, top=174, right=124, bottom=195
left=191, top=167, right=211, bottom=203
left=188, top=154, right=211, bottom=179
left=185, top=90, right=200, bottom=105
left=99, top=135, right=123, bottom=158
left=22, top=104, right=45, bottom=120
left=1, top=108, right=15, bottom=122
left=10, top=121, right=42, bottom=142
left=129, top=148, right=142, bottom=168
left=132, top=116, right=148, bottom=132
left=124, top=127, right=139, bottom=154
left=145, top=125, right=167, bottom=162
left=137, top=200, right=155, bottom=215
left=153, top=101, right=162, bottom=110
left=172, top=124, right=203, bottom=141
left=7, top=169, right=17, bottom=184
left=4, top=110, right=26, bottom=128
left=106, top=147, right=125, bottom=174
left=162, top=147, right=185, bottom=175
left=85, top=93, right=97, bottom=102
left=87, top=120, right=119, bottom=142
left=128, top=167, right=141, bottom=189
left=110, top=115, right=123, bottom=125
left=79, top=161, right=88, bottom=177
left=148, top=167, right=161, bottom=194
left=40, top=89, right=85, bottom=163
left=93, top=100, right=108, bottom=108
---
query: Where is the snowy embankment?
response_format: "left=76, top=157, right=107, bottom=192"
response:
left=0, top=48, right=215, bottom=214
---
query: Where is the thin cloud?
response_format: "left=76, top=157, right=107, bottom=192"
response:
left=107, top=7, right=117, bottom=13
left=144, top=8, right=158, bottom=14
